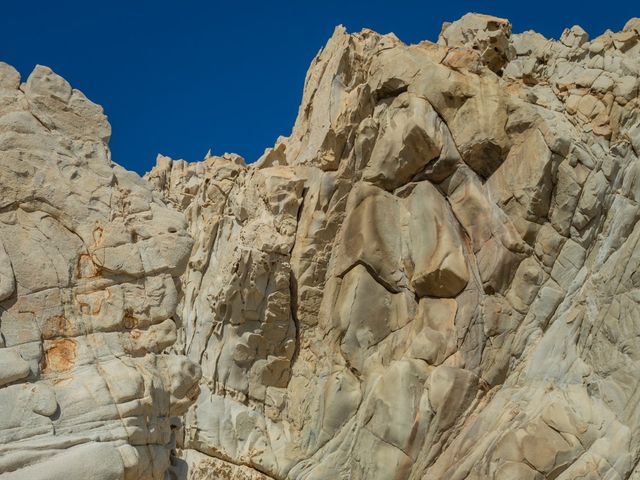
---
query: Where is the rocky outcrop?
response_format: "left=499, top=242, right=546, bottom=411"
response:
left=0, top=63, right=200, bottom=479
left=3, top=11, right=640, bottom=480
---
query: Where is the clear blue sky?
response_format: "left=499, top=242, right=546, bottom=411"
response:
left=2, top=0, right=636, bottom=174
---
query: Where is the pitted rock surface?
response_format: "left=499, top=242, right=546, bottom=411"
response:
left=3, top=12, right=640, bottom=480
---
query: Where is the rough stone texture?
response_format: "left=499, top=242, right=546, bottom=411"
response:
left=0, top=63, right=201, bottom=479
left=3, top=11, right=640, bottom=480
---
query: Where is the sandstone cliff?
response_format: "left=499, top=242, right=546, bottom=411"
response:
left=2, top=12, right=640, bottom=480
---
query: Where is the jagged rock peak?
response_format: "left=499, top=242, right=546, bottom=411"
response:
left=0, top=62, right=200, bottom=479
left=3, top=11, right=640, bottom=480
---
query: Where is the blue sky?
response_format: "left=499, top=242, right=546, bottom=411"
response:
left=2, top=0, right=637, bottom=174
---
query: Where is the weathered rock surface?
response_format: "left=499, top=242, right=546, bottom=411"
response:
left=0, top=63, right=200, bottom=479
left=3, top=11, right=640, bottom=480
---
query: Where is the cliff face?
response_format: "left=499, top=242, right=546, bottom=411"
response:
left=0, top=63, right=201, bottom=479
left=2, top=12, right=640, bottom=480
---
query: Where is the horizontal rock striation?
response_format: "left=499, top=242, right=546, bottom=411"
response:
left=3, top=11, right=640, bottom=480
left=0, top=63, right=200, bottom=479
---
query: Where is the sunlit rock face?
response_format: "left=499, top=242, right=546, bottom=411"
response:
left=146, top=13, right=640, bottom=480
left=3, top=11, right=640, bottom=480
left=0, top=63, right=200, bottom=479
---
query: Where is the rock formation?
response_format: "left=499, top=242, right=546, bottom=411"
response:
left=0, top=64, right=201, bottom=479
left=2, top=12, right=640, bottom=480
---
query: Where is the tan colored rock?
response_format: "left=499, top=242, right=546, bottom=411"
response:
left=0, top=65, right=200, bottom=479
left=143, top=12, right=640, bottom=480
left=560, top=25, right=589, bottom=48
left=362, top=93, right=441, bottom=190
left=4, top=10, right=640, bottom=480
left=406, top=181, right=469, bottom=297
left=438, top=13, right=515, bottom=74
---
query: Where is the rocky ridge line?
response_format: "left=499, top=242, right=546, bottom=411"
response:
left=2, top=12, right=640, bottom=480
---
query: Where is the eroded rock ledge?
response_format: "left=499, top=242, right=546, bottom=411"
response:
left=2, top=12, right=640, bottom=480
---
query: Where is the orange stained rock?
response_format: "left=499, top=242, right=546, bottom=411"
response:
left=43, top=338, right=77, bottom=373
